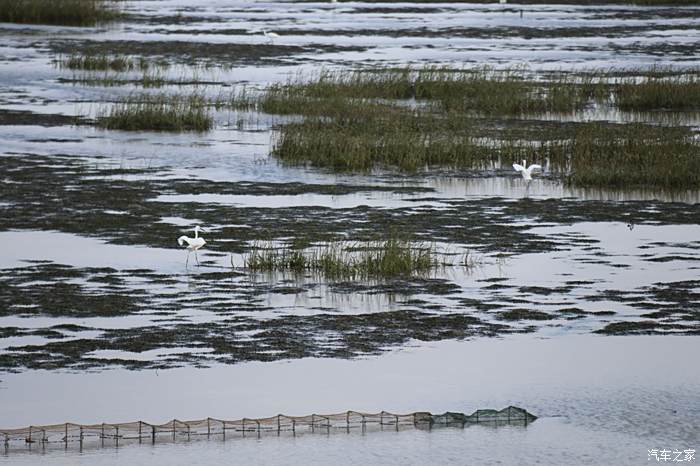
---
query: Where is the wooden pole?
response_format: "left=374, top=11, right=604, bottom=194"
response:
left=207, top=418, right=211, bottom=437
left=151, top=426, right=156, bottom=444
left=138, top=421, right=142, bottom=443
left=64, top=424, right=68, bottom=448
left=115, top=426, right=119, bottom=447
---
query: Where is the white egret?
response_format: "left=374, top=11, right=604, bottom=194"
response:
left=512, top=159, right=542, bottom=182
left=178, top=226, right=207, bottom=267
left=262, top=28, right=279, bottom=44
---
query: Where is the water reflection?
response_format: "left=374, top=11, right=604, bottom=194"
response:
left=426, top=176, right=700, bottom=203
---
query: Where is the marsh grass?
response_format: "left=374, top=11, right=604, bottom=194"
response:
left=273, top=107, right=539, bottom=171
left=0, top=0, right=121, bottom=26
left=59, top=54, right=157, bottom=72
left=250, top=67, right=700, bottom=188
left=275, top=107, right=700, bottom=188
left=615, top=74, right=700, bottom=111
left=96, top=93, right=213, bottom=132
left=558, top=124, right=700, bottom=189
left=234, top=68, right=604, bottom=117
left=63, top=69, right=169, bottom=88
left=245, top=238, right=440, bottom=280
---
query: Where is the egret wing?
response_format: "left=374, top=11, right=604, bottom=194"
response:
left=528, top=164, right=542, bottom=172
left=512, top=163, right=525, bottom=172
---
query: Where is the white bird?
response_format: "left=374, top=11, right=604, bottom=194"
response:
left=512, top=159, right=542, bottom=182
left=177, top=226, right=207, bottom=267
left=262, top=28, right=279, bottom=44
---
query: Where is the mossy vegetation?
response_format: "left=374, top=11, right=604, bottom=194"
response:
left=0, top=0, right=121, bottom=26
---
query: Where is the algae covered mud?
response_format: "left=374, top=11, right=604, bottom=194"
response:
left=0, top=1, right=699, bottom=464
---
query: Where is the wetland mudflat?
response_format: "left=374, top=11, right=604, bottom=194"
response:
left=0, top=1, right=698, bottom=464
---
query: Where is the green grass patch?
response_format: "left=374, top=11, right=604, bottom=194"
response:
left=0, top=0, right=121, bottom=26
left=615, top=73, right=700, bottom=111
left=245, top=238, right=441, bottom=280
left=273, top=108, right=521, bottom=171
left=559, top=123, right=700, bottom=189
left=58, top=54, right=164, bottom=72
left=96, top=93, right=213, bottom=132
left=237, top=67, right=602, bottom=116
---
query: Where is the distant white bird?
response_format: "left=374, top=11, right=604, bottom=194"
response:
left=500, top=0, right=507, bottom=4
left=262, top=28, right=279, bottom=44
left=512, top=159, right=542, bottom=182
left=178, top=226, right=207, bottom=267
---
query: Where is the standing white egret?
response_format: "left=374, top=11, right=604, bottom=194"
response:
left=261, top=28, right=279, bottom=44
left=512, top=159, right=542, bottom=182
left=178, top=226, right=207, bottom=267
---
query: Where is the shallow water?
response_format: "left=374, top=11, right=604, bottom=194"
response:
left=2, top=335, right=699, bottom=464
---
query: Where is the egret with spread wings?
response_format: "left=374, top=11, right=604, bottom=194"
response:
left=512, top=159, right=542, bottom=182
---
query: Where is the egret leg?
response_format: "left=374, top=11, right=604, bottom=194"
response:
left=195, top=250, right=200, bottom=266
left=186, top=251, right=190, bottom=267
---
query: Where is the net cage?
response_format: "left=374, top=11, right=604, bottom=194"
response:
left=1, top=406, right=536, bottom=452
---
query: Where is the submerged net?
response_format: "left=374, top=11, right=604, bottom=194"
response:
left=1, top=406, right=536, bottom=452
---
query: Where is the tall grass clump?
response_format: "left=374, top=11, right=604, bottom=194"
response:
left=59, top=54, right=159, bottom=72
left=0, top=0, right=121, bottom=26
left=558, top=123, right=700, bottom=189
left=245, top=238, right=439, bottom=280
left=615, top=74, right=700, bottom=111
left=273, top=106, right=540, bottom=171
left=96, top=93, right=213, bottom=132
